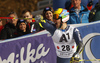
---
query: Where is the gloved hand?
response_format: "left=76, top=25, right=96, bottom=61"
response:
left=71, top=52, right=80, bottom=63
left=35, top=15, right=43, bottom=23
left=87, top=1, right=93, bottom=7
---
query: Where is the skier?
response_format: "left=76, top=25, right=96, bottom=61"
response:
left=36, top=8, right=83, bottom=63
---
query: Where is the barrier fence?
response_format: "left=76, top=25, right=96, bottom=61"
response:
left=0, top=21, right=100, bottom=63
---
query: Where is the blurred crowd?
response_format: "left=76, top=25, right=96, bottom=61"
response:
left=0, top=0, right=100, bottom=40
left=0, top=10, right=44, bottom=40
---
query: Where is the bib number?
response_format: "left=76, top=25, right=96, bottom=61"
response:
left=62, top=45, right=70, bottom=51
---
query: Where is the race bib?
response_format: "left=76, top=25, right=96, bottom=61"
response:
left=54, top=42, right=76, bottom=58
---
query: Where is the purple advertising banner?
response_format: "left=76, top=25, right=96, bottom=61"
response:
left=0, top=34, right=57, bottom=63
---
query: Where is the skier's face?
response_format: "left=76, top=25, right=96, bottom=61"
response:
left=54, top=18, right=62, bottom=28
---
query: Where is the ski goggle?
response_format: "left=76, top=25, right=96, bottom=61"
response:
left=53, top=14, right=61, bottom=20
left=53, top=14, right=67, bottom=20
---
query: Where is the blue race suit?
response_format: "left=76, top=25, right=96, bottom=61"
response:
left=40, top=20, right=82, bottom=63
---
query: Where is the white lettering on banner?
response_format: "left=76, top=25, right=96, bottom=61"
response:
left=0, top=43, right=50, bottom=63
left=0, top=53, right=15, bottom=63
left=80, top=33, right=100, bottom=63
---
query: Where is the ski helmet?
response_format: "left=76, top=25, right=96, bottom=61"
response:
left=53, top=8, right=69, bottom=22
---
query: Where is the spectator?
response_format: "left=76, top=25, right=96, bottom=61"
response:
left=22, top=10, right=44, bottom=33
left=0, top=12, right=18, bottom=40
left=0, top=19, right=4, bottom=34
left=42, top=7, right=55, bottom=26
left=89, top=2, right=100, bottom=22
left=43, top=7, right=54, bottom=21
left=16, top=19, right=30, bottom=37
left=67, top=0, right=90, bottom=24
left=65, top=0, right=93, bottom=11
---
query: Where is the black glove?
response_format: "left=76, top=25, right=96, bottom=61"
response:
left=87, top=1, right=93, bottom=7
